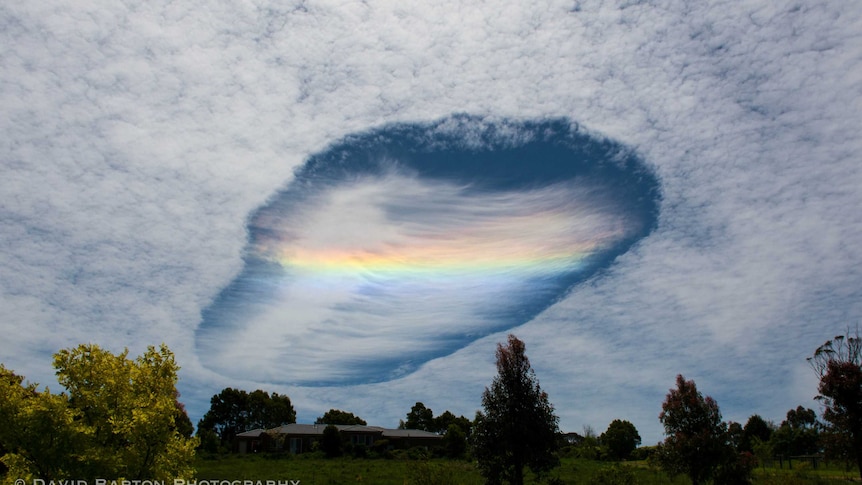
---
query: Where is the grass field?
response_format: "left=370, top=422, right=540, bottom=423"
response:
left=193, top=453, right=861, bottom=484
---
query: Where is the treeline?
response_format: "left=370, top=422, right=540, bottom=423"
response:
left=195, top=388, right=295, bottom=452
left=3, top=330, right=862, bottom=484
left=194, top=391, right=474, bottom=458
left=192, top=330, right=862, bottom=485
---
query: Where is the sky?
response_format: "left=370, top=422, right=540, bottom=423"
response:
left=1, top=0, right=861, bottom=444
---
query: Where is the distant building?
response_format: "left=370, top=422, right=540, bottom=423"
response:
left=235, top=423, right=442, bottom=454
left=562, top=431, right=584, bottom=446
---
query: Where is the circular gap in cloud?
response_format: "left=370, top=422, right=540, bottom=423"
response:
left=196, top=115, right=661, bottom=386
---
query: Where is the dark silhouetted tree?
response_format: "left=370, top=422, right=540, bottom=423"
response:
left=600, top=419, right=641, bottom=461
left=472, top=334, right=559, bottom=485
left=315, top=409, right=367, bottom=425
left=771, top=406, right=820, bottom=457
left=173, top=397, right=194, bottom=439
left=442, top=423, right=468, bottom=458
left=197, top=388, right=295, bottom=446
left=247, top=390, right=295, bottom=430
left=320, top=425, right=342, bottom=458
left=433, top=410, right=473, bottom=436
left=197, top=388, right=247, bottom=445
left=741, top=414, right=773, bottom=453
left=400, top=402, right=435, bottom=431
left=657, top=375, right=729, bottom=485
left=809, top=330, right=862, bottom=479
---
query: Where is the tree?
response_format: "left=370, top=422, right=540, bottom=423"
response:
left=401, top=402, right=435, bottom=431
left=0, top=365, right=81, bottom=481
left=809, top=331, right=862, bottom=479
left=434, top=410, right=472, bottom=436
left=472, top=334, right=560, bottom=485
left=600, top=419, right=641, bottom=461
left=740, top=414, right=773, bottom=453
left=320, top=425, right=343, bottom=458
left=400, top=405, right=472, bottom=435
left=657, top=375, right=729, bottom=485
left=0, top=344, right=197, bottom=481
left=575, top=425, right=602, bottom=460
left=247, top=390, right=295, bottom=430
left=770, top=406, right=820, bottom=457
left=173, top=397, right=195, bottom=439
left=315, top=409, right=366, bottom=425
left=197, top=388, right=247, bottom=446
left=197, top=387, right=295, bottom=446
left=727, top=421, right=744, bottom=451
left=442, top=423, right=468, bottom=458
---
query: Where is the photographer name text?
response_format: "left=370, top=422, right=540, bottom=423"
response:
left=19, top=479, right=300, bottom=485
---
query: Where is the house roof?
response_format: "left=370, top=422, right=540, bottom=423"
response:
left=381, top=428, right=441, bottom=439
left=237, top=423, right=441, bottom=439
left=236, top=428, right=266, bottom=438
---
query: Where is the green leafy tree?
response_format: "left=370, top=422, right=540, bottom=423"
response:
left=657, top=375, right=729, bottom=485
left=401, top=402, right=435, bottom=431
left=247, top=390, right=295, bottom=430
left=197, top=387, right=295, bottom=446
left=600, top=419, right=641, bottom=461
left=0, top=345, right=197, bottom=482
left=740, top=414, right=773, bottom=453
left=472, top=334, right=560, bottom=485
left=197, top=388, right=249, bottom=445
left=770, top=406, right=820, bottom=457
left=434, top=410, right=473, bottom=436
left=0, top=365, right=81, bottom=481
left=809, top=331, right=862, bottom=480
left=442, top=424, right=468, bottom=459
left=320, top=425, right=343, bottom=458
left=315, top=409, right=367, bottom=425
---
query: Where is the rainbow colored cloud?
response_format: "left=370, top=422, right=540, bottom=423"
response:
left=196, top=116, right=660, bottom=386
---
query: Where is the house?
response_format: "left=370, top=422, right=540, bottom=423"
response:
left=235, top=423, right=442, bottom=454
left=235, top=428, right=267, bottom=454
left=562, top=431, right=584, bottom=446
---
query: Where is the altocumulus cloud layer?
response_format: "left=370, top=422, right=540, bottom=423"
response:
left=196, top=118, right=659, bottom=386
left=1, top=1, right=861, bottom=442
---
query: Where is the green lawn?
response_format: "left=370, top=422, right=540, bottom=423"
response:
left=193, top=454, right=859, bottom=484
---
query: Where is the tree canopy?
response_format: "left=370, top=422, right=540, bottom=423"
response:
left=740, top=414, right=773, bottom=453
left=398, top=403, right=472, bottom=436
left=770, top=406, right=821, bottom=457
left=402, top=402, right=435, bottom=431
left=600, top=419, right=641, bottom=461
left=315, top=409, right=367, bottom=425
left=0, top=344, right=197, bottom=481
left=320, top=425, right=343, bottom=458
left=472, top=334, right=559, bottom=485
left=809, top=330, right=862, bottom=479
left=197, top=388, right=296, bottom=446
left=657, top=375, right=729, bottom=485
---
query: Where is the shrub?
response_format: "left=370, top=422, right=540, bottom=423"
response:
left=407, top=461, right=458, bottom=485
left=590, top=465, right=636, bottom=485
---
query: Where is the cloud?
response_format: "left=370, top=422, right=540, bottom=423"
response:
left=196, top=117, right=659, bottom=386
left=1, top=0, right=860, bottom=443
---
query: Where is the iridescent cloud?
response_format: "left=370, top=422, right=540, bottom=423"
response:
left=196, top=116, right=660, bottom=386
